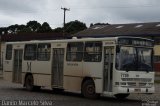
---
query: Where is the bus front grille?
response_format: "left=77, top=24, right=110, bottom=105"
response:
left=127, top=82, right=147, bottom=87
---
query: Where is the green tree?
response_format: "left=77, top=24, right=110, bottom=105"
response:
left=26, top=20, right=41, bottom=32
left=38, top=22, right=52, bottom=33
left=64, top=20, right=87, bottom=34
left=0, top=27, right=9, bottom=35
left=0, top=27, right=6, bottom=35
left=18, top=27, right=32, bottom=33
left=17, top=25, right=26, bottom=32
left=6, top=24, right=28, bottom=34
left=53, top=27, right=63, bottom=33
left=90, top=23, right=94, bottom=27
left=0, top=20, right=88, bottom=35
left=7, top=24, right=20, bottom=34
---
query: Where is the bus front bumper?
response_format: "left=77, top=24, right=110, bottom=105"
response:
left=114, top=86, right=155, bottom=94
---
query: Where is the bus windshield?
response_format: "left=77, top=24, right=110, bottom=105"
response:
left=116, top=46, right=153, bottom=72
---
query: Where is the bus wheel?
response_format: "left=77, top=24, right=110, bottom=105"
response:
left=82, top=80, right=98, bottom=99
left=114, top=94, right=130, bottom=99
left=25, top=75, right=34, bottom=91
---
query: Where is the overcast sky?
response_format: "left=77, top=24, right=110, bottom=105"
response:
left=0, top=0, right=160, bottom=28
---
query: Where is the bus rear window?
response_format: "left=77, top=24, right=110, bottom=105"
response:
left=84, top=41, right=102, bottom=62
left=24, top=44, right=37, bottom=60
left=6, top=44, right=12, bottom=60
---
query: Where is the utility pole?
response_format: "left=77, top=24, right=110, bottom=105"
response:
left=61, top=7, right=70, bottom=37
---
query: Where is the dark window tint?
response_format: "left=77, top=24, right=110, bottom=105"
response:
left=66, top=42, right=84, bottom=61
left=6, top=44, right=12, bottom=60
left=24, top=44, right=37, bottom=60
left=154, top=56, right=160, bottom=63
left=37, top=43, right=51, bottom=61
left=84, top=41, right=102, bottom=62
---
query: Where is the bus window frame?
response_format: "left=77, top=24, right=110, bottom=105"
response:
left=66, top=42, right=84, bottom=62
left=37, top=43, right=51, bottom=61
left=84, top=41, right=102, bottom=62
left=5, top=44, right=13, bottom=60
left=24, top=44, right=37, bottom=60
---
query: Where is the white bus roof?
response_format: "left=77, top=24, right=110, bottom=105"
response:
left=5, top=36, right=153, bottom=44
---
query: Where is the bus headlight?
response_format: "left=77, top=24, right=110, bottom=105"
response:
left=115, top=82, right=127, bottom=86
left=120, top=82, right=127, bottom=86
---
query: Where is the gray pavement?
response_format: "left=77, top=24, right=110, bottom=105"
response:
left=0, top=70, right=3, bottom=79
left=0, top=79, right=159, bottom=106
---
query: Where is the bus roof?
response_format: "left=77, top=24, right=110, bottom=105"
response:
left=5, top=36, right=153, bottom=44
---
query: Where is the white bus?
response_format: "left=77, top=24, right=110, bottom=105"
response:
left=3, top=37, right=155, bottom=99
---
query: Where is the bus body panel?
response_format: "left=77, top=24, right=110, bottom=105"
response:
left=63, top=62, right=83, bottom=91
left=83, top=62, right=103, bottom=93
left=63, top=76, right=82, bottom=91
left=112, top=70, right=155, bottom=94
left=4, top=71, right=12, bottom=81
left=22, top=61, right=51, bottom=74
left=2, top=37, right=155, bottom=97
left=4, top=43, right=25, bottom=82
left=34, top=74, right=51, bottom=87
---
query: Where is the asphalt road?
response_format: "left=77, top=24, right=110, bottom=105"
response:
left=0, top=79, right=159, bottom=106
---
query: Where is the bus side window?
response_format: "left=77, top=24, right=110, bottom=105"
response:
left=66, top=42, right=84, bottom=62
left=37, top=43, right=51, bottom=61
left=24, top=44, right=37, bottom=60
left=84, top=41, right=102, bottom=62
left=6, top=44, right=12, bottom=60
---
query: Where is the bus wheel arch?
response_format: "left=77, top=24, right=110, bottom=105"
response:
left=81, top=77, right=99, bottom=99
left=24, top=73, right=32, bottom=86
left=24, top=73, right=34, bottom=91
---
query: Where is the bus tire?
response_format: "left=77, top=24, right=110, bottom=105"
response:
left=25, top=75, right=34, bottom=91
left=81, top=80, right=98, bottom=99
left=114, top=94, right=130, bottom=99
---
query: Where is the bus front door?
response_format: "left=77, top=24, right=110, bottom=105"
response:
left=103, top=47, right=114, bottom=92
left=52, top=48, right=64, bottom=88
left=13, top=49, right=23, bottom=83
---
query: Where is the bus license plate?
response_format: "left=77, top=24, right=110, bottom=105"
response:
left=134, top=88, right=141, bottom=92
